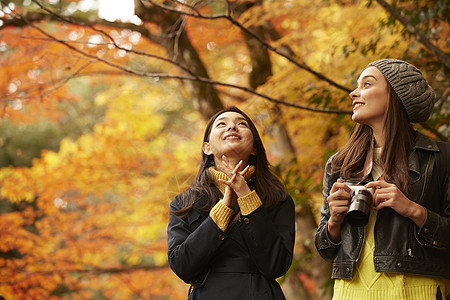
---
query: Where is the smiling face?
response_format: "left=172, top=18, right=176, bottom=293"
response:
left=202, top=111, right=255, bottom=163
left=350, top=66, right=390, bottom=131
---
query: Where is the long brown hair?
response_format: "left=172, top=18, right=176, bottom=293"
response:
left=332, top=83, right=415, bottom=194
left=173, top=106, right=289, bottom=217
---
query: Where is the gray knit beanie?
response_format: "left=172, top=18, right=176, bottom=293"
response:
left=367, top=59, right=435, bottom=123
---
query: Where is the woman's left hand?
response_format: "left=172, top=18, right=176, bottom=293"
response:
left=365, top=179, right=426, bottom=227
left=217, top=156, right=252, bottom=198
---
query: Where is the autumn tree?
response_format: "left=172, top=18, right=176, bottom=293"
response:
left=0, top=0, right=448, bottom=299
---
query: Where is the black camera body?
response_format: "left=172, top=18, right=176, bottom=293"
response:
left=345, top=185, right=373, bottom=227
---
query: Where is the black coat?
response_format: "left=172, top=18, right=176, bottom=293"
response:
left=167, top=188, right=295, bottom=299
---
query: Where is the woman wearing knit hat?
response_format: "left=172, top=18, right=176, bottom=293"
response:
left=315, top=59, right=450, bottom=299
left=167, top=106, right=295, bottom=299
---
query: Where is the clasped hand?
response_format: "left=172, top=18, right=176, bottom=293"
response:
left=216, top=155, right=251, bottom=209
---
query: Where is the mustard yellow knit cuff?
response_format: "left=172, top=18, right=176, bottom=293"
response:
left=237, top=190, right=262, bottom=216
left=210, top=200, right=235, bottom=232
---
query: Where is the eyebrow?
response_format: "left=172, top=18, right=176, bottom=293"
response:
left=361, top=75, right=377, bottom=81
left=215, top=116, right=248, bottom=123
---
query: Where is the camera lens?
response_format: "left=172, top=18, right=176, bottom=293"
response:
left=346, top=188, right=372, bottom=227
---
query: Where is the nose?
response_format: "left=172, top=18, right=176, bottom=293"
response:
left=349, top=88, right=359, bottom=100
left=226, top=122, right=237, bottom=131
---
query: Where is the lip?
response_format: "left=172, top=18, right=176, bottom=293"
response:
left=224, top=133, right=241, bottom=140
left=352, top=101, right=365, bottom=110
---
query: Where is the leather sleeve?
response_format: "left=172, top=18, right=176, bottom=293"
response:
left=416, top=141, right=450, bottom=252
left=315, top=154, right=342, bottom=262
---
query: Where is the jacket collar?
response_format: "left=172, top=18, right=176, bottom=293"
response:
left=413, top=132, right=439, bottom=152
left=409, top=132, right=438, bottom=177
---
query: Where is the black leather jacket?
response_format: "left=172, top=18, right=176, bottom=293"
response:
left=315, top=132, right=450, bottom=280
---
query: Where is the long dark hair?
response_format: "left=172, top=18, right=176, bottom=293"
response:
left=173, top=106, right=289, bottom=217
left=332, top=83, right=415, bottom=194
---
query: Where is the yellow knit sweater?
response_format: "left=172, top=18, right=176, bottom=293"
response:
left=208, top=166, right=262, bottom=232
left=333, top=148, right=450, bottom=299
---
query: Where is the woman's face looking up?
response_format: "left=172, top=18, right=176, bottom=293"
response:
left=203, top=111, right=255, bottom=161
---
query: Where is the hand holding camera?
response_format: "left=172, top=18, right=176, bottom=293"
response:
left=326, top=179, right=352, bottom=242
left=329, top=178, right=426, bottom=230
left=327, top=179, right=352, bottom=228
left=327, top=179, right=374, bottom=228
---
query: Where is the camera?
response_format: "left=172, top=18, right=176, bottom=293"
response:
left=345, top=184, right=373, bottom=227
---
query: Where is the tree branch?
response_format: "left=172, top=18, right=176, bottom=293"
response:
left=3, top=7, right=351, bottom=115
left=375, top=0, right=450, bottom=69
left=145, top=0, right=352, bottom=93
left=24, top=0, right=199, bottom=77
left=2, top=59, right=95, bottom=107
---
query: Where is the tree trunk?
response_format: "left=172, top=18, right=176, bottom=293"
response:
left=135, top=0, right=223, bottom=118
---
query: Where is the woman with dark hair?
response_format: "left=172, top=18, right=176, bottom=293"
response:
left=167, top=106, right=295, bottom=299
left=315, top=59, right=450, bottom=299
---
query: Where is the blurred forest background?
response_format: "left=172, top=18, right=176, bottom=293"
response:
left=0, top=0, right=448, bottom=299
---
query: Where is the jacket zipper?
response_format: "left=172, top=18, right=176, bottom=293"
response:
left=407, top=222, right=415, bottom=257
left=417, top=154, right=431, bottom=206
left=355, top=227, right=365, bottom=262
left=408, top=153, right=432, bottom=256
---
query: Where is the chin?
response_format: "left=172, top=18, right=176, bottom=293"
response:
left=351, top=113, right=366, bottom=124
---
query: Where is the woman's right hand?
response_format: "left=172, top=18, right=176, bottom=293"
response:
left=223, top=185, right=237, bottom=209
left=326, top=178, right=351, bottom=242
